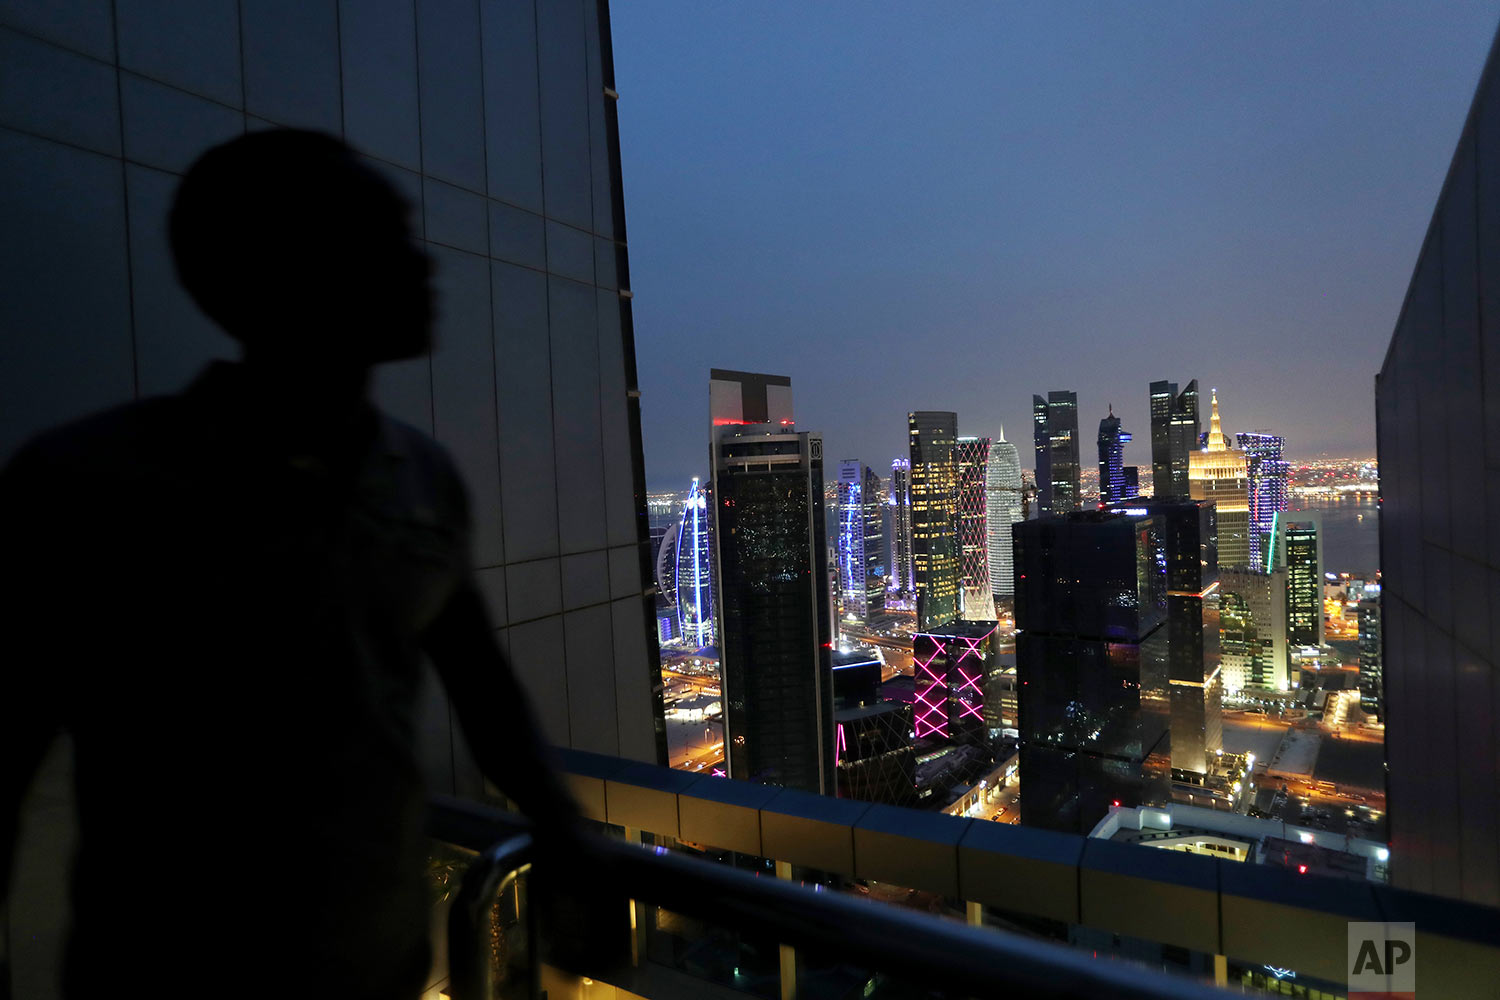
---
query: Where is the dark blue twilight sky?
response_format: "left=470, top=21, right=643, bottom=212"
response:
left=609, top=3, right=1500, bottom=491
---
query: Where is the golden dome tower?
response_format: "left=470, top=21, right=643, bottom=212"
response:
left=1189, top=389, right=1251, bottom=567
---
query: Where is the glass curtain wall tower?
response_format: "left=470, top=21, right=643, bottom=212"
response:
left=909, top=411, right=960, bottom=631
left=890, top=458, right=915, bottom=599
left=710, top=370, right=834, bottom=794
left=1033, top=391, right=1081, bottom=516
left=1097, top=406, right=1133, bottom=504
left=836, top=460, right=886, bottom=626
left=1014, top=510, right=1171, bottom=834
left=956, top=436, right=997, bottom=622
left=1238, top=432, right=1289, bottom=572
left=985, top=429, right=1023, bottom=599
left=1150, top=379, right=1201, bottom=500
left=1111, top=499, right=1223, bottom=776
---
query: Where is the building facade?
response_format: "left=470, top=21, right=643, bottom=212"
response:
left=956, top=436, right=997, bottom=622
left=1218, top=566, right=1290, bottom=693
left=1014, top=510, right=1172, bottom=834
left=909, top=411, right=960, bottom=631
left=836, top=460, right=886, bottom=626
left=984, top=430, right=1023, bottom=599
left=1033, top=391, right=1081, bottom=516
left=1189, top=391, right=1250, bottom=568
left=1124, top=499, right=1223, bottom=776
left=833, top=650, right=916, bottom=805
left=710, top=370, right=834, bottom=795
left=1375, top=29, right=1500, bottom=903
left=1097, top=406, right=1134, bottom=505
left=913, top=621, right=998, bottom=747
left=1238, top=432, right=1290, bottom=573
left=0, top=0, right=665, bottom=784
left=1149, top=379, right=1201, bottom=500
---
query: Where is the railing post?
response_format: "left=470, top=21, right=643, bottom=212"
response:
left=624, top=827, right=648, bottom=966
left=775, top=860, right=797, bottom=1000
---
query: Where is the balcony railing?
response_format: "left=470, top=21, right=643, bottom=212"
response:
left=426, top=749, right=1500, bottom=998
left=429, top=795, right=1234, bottom=1000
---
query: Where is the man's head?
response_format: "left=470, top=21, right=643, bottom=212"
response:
left=169, top=129, right=433, bottom=367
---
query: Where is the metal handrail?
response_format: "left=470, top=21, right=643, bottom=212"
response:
left=429, top=796, right=1234, bottom=1000
left=447, top=831, right=535, bottom=1000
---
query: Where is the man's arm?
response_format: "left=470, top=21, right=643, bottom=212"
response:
left=0, top=444, right=65, bottom=907
left=420, top=580, right=579, bottom=828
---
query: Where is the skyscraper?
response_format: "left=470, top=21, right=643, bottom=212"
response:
left=674, top=477, right=716, bottom=648
left=1014, top=510, right=1171, bottom=834
left=890, top=458, right=915, bottom=598
left=1032, top=391, right=1081, bottom=516
left=836, top=460, right=886, bottom=626
left=1096, top=406, right=1134, bottom=505
left=984, top=429, right=1023, bottom=599
left=1238, top=432, right=1289, bottom=572
left=1149, top=379, right=1201, bottom=500
left=653, top=506, right=680, bottom=643
left=956, top=436, right=997, bottom=622
left=1375, top=28, right=1500, bottom=905
left=909, top=411, right=960, bottom=631
left=1111, top=499, right=1223, bottom=776
left=1218, top=566, right=1289, bottom=693
left=1189, top=390, right=1250, bottom=568
left=710, top=370, right=834, bottom=794
left=1273, top=513, right=1324, bottom=652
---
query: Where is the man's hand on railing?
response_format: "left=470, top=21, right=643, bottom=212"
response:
left=529, top=818, right=634, bottom=979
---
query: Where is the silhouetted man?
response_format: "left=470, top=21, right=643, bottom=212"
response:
left=1, top=130, right=582, bottom=998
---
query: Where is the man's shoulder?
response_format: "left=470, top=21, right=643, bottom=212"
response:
left=5, top=396, right=181, bottom=476
left=371, top=413, right=470, bottom=518
left=376, top=415, right=461, bottom=477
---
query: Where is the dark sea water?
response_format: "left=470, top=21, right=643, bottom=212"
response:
left=1291, top=496, right=1379, bottom=576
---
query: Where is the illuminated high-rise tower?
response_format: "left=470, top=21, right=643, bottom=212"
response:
left=956, top=437, right=997, bottom=622
left=1096, top=406, right=1134, bottom=504
left=1150, top=379, right=1200, bottom=500
left=711, top=370, right=833, bottom=794
left=1237, top=432, right=1289, bottom=572
left=837, top=461, right=886, bottom=626
left=1189, top=390, right=1250, bottom=568
left=890, top=457, right=914, bottom=598
left=1033, top=391, right=1080, bottom=516
left=673, top=477, right=715, bottom=648
left=985, top=429, right=1023, bottom=598
left=1272, top=512, right=1324, bottom=652
left=908, top=411, right=960, bottom=631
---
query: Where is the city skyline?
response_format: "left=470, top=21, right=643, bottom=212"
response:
left=612, top=3, right=1500, bottom=490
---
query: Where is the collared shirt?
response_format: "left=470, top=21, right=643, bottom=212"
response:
left=2, top=362, right=472, bottom=997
